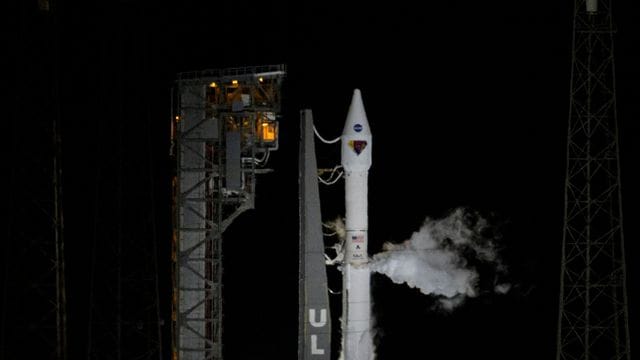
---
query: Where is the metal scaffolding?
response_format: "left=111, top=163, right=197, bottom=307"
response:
left=171, top=64, right=286, bottom=360
left=85, top=111, right=164, bottom=360
left=556, top=1, right=631, bottom=360
left=3, top=3, right=67, bottom=359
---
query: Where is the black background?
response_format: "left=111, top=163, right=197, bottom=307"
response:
left=6, top=1, right=640, bottom=359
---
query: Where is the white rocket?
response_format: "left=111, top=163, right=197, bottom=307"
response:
left=341, top=89, right=373, bottom=359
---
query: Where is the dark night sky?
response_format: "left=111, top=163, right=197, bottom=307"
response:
left=7, top=1, right=640, bottom=359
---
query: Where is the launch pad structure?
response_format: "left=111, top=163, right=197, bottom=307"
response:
left=556, top=1, right=631, bottom=359
left=171, top=64, right=286, bottom=360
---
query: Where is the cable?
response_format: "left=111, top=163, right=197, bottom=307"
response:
left=254, top=148, right=270, bottom=164
left=318, top=165, right=343, bottom=185
left=325, top=165, right=343, bottom=181
left=319, top=171, right=343, bottom=185
left=313, top=125, right=341, bottom=144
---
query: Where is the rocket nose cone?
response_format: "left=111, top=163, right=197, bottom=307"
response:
left=342, top=89, right=371, bottom=136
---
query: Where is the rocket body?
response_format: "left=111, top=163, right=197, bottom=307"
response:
left=341, top=89, right=373, bottom=360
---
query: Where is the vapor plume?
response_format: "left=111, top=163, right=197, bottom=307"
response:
left=370, top=207, right=509, bottom=310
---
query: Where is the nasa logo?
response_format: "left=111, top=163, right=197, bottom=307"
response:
left=354, top=124, right=363, bottom=132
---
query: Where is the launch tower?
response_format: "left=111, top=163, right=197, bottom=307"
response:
left=4, top=3, right=67, bottom=359
left=171, top=65, right=286, bottom=360
left=556, top=1, right=631, bottom=359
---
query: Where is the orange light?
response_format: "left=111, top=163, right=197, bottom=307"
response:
left=209, top=82, right=217, bottom=88
left=174, top=115, right=180, bottom=122
left=261, top=123, right=276, bottom=142
left=232, top=80, right=239, bottom=85
left=258, top=77, right=264, bottom=83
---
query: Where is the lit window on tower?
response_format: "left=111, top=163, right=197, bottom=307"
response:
left=261, top=122, right=276, bottom=142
